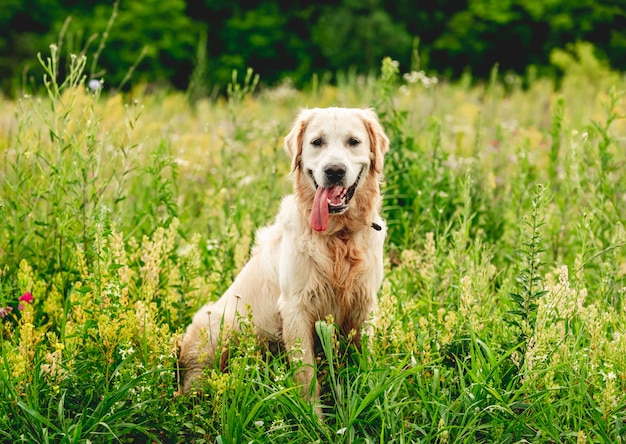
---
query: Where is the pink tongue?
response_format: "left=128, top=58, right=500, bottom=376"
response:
left=311, top=187, right=345, bottom=232
left=311, top=187, right=330, bottom=232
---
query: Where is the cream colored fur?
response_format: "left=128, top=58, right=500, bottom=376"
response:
left=179, top=107, right=389, bottom=409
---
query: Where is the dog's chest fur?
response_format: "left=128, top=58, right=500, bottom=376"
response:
left=298, top=227, right=376, bottom=331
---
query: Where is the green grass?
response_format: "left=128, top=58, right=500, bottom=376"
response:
left=0, top=46, right=625, bottom=443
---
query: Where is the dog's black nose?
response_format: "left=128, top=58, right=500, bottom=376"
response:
left=324, top=164, right=346, bottom=184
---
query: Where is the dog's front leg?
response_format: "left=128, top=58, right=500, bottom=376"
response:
left=279, top=303, right=321, bottom=413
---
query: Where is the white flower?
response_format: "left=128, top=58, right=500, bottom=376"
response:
left=119, top=346, right=135, bottom=359
left=403, top=70, right=438, bottom=87
left=88, top=79, right=102, bottom=91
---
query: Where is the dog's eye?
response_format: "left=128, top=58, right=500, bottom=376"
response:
left=311, top=138, right=323, bottom=147
left=348, top=137, right=360, bottom=147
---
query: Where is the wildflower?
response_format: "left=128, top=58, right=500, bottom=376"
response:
left=0, top=306, right=11, bottom=318
left=119, top=346, right=135, bottom=359
left=19, top=292, right=34, bottom=304
left=89, top=79, right=102, bottom=91
left=403, top=70, right=439, bottom=87
left=601, top=370, right=617, bottom=382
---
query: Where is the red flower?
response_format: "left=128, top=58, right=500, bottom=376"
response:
left=19, top=292, right=34, bottom=304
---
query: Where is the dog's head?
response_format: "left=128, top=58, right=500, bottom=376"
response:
left=284, top=107, right=389, bottom=232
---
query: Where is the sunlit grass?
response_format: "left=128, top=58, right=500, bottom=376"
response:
left=0, top=47, right=625, bottom=442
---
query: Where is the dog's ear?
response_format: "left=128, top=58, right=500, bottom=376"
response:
left=284, top=109, right=313, bottom=172
left=361, top=108, right=390, bottom=174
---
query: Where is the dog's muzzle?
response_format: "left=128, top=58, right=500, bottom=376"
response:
left=309, top=166, right=364, bottom=213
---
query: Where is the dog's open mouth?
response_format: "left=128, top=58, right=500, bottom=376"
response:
left=310, top=167, right=362, bottom=232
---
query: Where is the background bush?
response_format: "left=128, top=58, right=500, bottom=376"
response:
left=1, top=0, right=625, bottom=96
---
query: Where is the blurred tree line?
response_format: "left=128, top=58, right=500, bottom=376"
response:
left=0, top=0, right=624, bottom=96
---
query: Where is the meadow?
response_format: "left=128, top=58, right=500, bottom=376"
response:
left=0, top=46, right=625, bottom=443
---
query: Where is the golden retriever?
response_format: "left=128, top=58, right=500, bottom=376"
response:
left=179, top=107, right=389, bottom=410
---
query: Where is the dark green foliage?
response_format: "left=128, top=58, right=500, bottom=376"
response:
left=312, top=0, right=412, bottom=74
left=429, top=0, right=626, bottom=80
left=1, top=0, right=626, bottom=95
left=63, top=0, right=198, bottom=90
